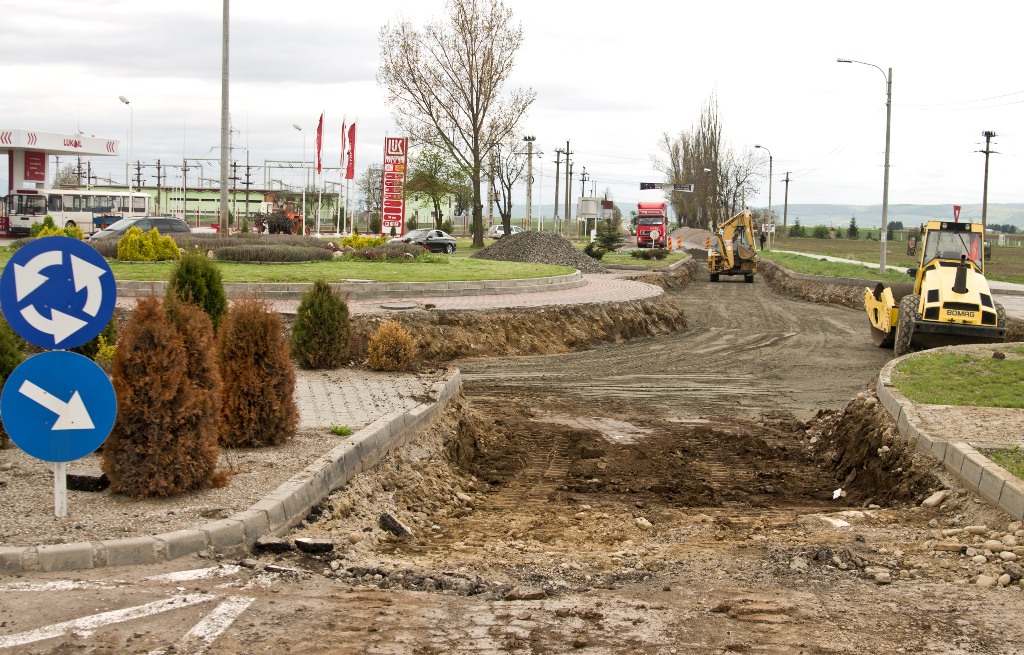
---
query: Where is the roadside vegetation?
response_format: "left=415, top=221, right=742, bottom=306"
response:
left=982, top=446, right=1024, bottom=481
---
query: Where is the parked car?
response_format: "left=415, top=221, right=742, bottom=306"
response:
left=389, top=228, right=458, bottom=254
left=88, top=216, right=192, bottom=240
left=486, top=224, right=524, bottom=239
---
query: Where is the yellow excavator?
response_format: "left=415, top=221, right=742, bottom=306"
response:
left=865, top=220, right=1006, bottom=357
left=707, top=209, right=758, bottom=282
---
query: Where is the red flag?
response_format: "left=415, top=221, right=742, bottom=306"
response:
left=340, top=118, right=347, bottom=166
left=345, top=122, right=357, bottom=180
left=953, top=205, right=961, bottom=223
left=315, top=112, right=324, bottom=175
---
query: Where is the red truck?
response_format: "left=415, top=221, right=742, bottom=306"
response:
left=635, top=201, right=668, bottom=248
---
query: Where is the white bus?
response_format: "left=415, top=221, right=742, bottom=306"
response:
left=5, top=188, right=152, bottom=236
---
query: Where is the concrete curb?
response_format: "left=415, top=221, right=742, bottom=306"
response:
left=116, top=273, right=585, bottom=300
left=876, top=347, right=1024, bottom=521
left=0, top=369, right=463, bottom=574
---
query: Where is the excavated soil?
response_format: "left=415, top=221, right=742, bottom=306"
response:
left=7, top=261, right=1024, bottom=655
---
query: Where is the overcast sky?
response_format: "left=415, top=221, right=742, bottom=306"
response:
left=2, top=0, right=1020, bottom=217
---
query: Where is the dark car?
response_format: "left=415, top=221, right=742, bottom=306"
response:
left=390, top=228, right=457, bottom=254
left=89, top=216, right=192, bottom=240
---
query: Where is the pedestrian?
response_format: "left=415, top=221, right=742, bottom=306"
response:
left=759, top=231, right=767, bottom=251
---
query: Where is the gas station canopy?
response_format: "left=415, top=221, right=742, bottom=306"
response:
left=2, top=129, right=120, bottom=191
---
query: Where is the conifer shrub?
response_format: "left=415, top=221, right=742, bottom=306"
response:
left=71, top=317, right=117, bottom=361
left=0, top=318, right=25, bottom=449
left=367, top=320, right=418, bottom=372
left=217, top=298, right=298, bottom=447
left=291, top=279, right=351, bottom=369
left=167, top=250, right=228, bottom=331
left=117, top=226, right=156, bottom=260
left=102, top=296, right=224, bottom=498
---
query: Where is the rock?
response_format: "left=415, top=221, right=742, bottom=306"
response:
left=504, top=586, right=547, bottom=601
left=1000, top=551, right=1018, bottom=561
left=0, top=462, right=13, bottom=472
left=253, top=536, right=293, bottom=553
left=941, top=528, right=964, bottom=537
left=976, top=575, right=998, bottom=588
left=1008, top=521, right=1023, bottom=533
left=379, top=512, right=415, bottom=538
left=993, top=351, right=1007, bottom=360
left=1003, top=562, right=1023, bottom=582
left=295, top=538, right=334, bottom=554
left=984, top=540, right=1005, bottom=553
left=874, top=571, right=892, bottom=585
left=932, top=542, right=967, bottom=553
left=965, top=525, right=989, bottom=535
left=1002, top=535, right=1018, bottom=547
left=921, top=491, right=950, bottom=508
left=635, top=517, right=654, bottom=530
left=972, top=555, right=988, bottom=565
left=347, top=532, right=364, bottom=544
left=789, top=556, right=810, bottom=572
left=66, top=467, right=110, bottom=492
left=998, top=574, right=1012, bottom=587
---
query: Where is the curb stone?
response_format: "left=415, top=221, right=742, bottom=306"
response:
left=877, top=346, right=1024, bottom=521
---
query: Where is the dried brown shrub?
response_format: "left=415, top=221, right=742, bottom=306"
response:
left=217, top=297, right=298, bottom=447
left=367, top=320, right=418, bottom=372
left=102, top=295, right=224, bottom=498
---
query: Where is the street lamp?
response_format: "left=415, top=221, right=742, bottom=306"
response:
left=754, top=144, right=772, bottom=249
left=118, top=95, right=133, bottom=195
left=292, top=123, right=305, bottom=235
left=837, top=57, right=892, bottom=274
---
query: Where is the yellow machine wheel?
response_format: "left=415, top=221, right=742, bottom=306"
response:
left=893, top=294, right=919, bottom=357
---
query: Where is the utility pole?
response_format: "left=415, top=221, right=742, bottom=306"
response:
left=782, top=172, right=791, bottom=238
left=244, top=154, right=253, bottom=227
left=523, top=136, right=536, bottom=229
left=134, top=161, right=143, bottom=191
left=487, top=152, right=494, bottom=225
left=155, top=159, right=163, bottom=214
left=579, top=166, right=588, bottom=197
left=182, top=158, right=190, bottom=223
left=553, top=148, right=563, bottom=224
left=566, top=158, right=574, bottom=237
left=563, top=141, right=573, bottom=236
left=979, top=130, right=998, bottom=239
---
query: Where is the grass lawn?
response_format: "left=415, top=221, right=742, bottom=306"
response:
left=982, top=446, right=1024, bottom=480
left=890, top=346, right=1024, bottom=408
left=766, top=235, right=1024, bottom=284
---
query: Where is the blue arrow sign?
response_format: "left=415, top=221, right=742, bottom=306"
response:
left=1, top=351, right=117, bottom=462
left=0, top=236, right=116, bottom=349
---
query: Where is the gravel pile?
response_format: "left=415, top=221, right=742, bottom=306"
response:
left=471, top=231, right=607, bottom=274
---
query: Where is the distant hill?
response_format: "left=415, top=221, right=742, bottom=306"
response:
left=758, top=203, right=1024, bottom=229
left=519, top=203, right=1024, bottom=230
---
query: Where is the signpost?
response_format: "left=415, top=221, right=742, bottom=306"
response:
left=0, top=236, right=118, bottom=517
left=673, top=183, right=694, bottom=193
left=641, top=182, right=695, bottom=192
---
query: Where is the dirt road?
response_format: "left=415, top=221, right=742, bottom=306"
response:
left=5, top=276, right=1024, bottom=654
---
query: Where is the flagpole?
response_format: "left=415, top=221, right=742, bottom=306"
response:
left=338, top=115, right=346, bottom=235
left=316, top=110, right=324, bottom=236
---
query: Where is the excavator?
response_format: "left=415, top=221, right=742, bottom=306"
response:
left=707, top=209, right=758, bottom=282
left=865, top=219, right=1006, bottom=357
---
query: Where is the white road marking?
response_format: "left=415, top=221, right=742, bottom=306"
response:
left=0, top=593, right=215, bottom=649
left=145, top=565, right=243, bottom=583
left=146, top=596, right=254, bottom=655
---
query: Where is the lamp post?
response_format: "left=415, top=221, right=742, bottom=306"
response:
left=754, top=144, right=772, bottom=250
left=837, top=57, right=892, bottom=274
left=118, top=95, right=133, bottom=194
left=292, top=123, right=305, bottom=235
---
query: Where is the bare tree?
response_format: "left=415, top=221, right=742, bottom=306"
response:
left=491, top=139, right=528, bottom=225
left=357, top=164, right=383, bottom=218
left=378, top=0, right=535, bottom=247
left=654, top=93, right=723, bottom=230
left=54, top=163, right=80, bottom=187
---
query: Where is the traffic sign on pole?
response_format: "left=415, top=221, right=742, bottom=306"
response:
left=1, top=351, right=117, bottom=463
left=0, top=236, right=116, bottom=350
left=673, top=183, right=695, bottom=193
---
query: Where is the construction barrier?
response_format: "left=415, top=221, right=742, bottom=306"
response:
left=667, top=238, right=673, bottom=251
left=676, top=236, right=681, bottom=249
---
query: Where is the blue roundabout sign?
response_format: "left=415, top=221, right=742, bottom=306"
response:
left=0, top=235, right=116, bottom=350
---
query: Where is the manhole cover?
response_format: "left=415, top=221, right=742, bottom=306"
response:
left=380, top=301, right=418, bottom=310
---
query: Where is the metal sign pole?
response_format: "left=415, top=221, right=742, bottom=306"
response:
left=54, top=461, right=67, bottom=518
